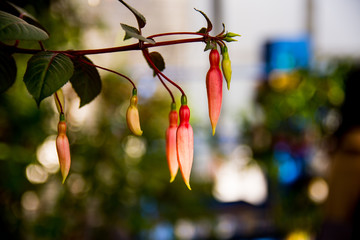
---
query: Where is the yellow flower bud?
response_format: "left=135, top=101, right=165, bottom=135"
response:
left=221, top=46, right=232, bottom=90
left=126, top=89, right=143, bottom=136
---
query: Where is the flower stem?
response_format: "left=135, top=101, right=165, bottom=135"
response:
left=78, top=57, right=136, bottom=89
left=1, top=37, right=205, bottom=56
left=142, top=50, right=185, bottom=96
left=157, top=73, right=175, bottom=103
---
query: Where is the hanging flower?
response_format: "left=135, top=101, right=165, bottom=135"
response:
left=56, top=117, right=71, bottom=184
left=126, top=88, right=143, bottom=136
left=221, top=45, right=232, bottom=90
left=206, top=48, right=223, bottom=135
left=176, top=95, right=194, bottom=190
left=166, top=102, right=179, bottom=182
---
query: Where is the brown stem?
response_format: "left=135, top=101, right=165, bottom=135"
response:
left=78, top=57, right=136, bottom=89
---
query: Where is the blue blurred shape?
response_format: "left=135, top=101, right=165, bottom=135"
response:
left=149, top=222, right=174, bottom=240
left=274, top=147, right=302, bottom=185
left=264, top=36, right=311, bottom=75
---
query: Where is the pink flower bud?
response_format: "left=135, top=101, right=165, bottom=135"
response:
left=166, top=104, right=179, bottom=182
left=176, top=96, right=194, bottom=190
left=56, top=120, right=71, bottom=184
left=206, top=48, right=223, bottom=135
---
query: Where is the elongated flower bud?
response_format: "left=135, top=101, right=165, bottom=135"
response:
left=56, top=117, right=71, bottom=184
left=166, top=103, right=178, bottom=182
left=176, top=95, right=194, bottom=190
left=126, top=88, right=143, bottom=136
left=206, top=48, right=223, bottom=135
left=221, top=46, right=232, bottom=90
left=54, top=89, right=65, bottom=114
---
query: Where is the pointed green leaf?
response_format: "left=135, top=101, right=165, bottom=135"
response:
left=0, top=51, right=16, bottom=93
left=194, top=9, right=213, bottom=33
left=225, top=32, right=241, bottom=38
left=224, top=37, right=238, bottom=42
left=0, top=10, right=49, bottom=41
left=122, top=24, right=140, bottom=41
left=120, top=23, right=155, bottom=44
left=23, top=52, right=74, bottom=106
left=118, top=0, right=146, bottom=28
left=204, top=40, right=216, bottom=51
left=70, top=56, right=102, bottom=107
left=7, top=2, right=35, bottom=19
left=147, top=51, right=165, bottom=76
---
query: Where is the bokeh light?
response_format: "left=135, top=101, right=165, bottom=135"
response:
left=26, top=164, right=48, bottom=184
left=124, top=135, right=147, bottom=159
left=36, top=136, right=59, bottom=174
left=308, top=177, right=329, bottom=204
left=21, top=191, right=40, bottom=212
left=213, top=145, right=268, bottom=205
left=286, top=230, right=311, bottom=240
left=174, top=219, right=196, bottom=240
left=88, top=0, right=100, bottom=7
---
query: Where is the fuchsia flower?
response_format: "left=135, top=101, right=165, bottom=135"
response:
left=54, top=90, right=71, bottom=183
left=56, top=117, right=71, bottom=184
left=166, top=103, right=179, bottom=182
left=206, top=48, right=223, bottom=135
left=176, top=95, right=194, bottom=190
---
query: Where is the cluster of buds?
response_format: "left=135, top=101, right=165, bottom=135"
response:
left=54, top=89, right=71, bottom=184
left=165, top=96, right=194, bottom=190
left=51, top=45, right=233, bottom=188
left=0, top=0, right=239, bottom=189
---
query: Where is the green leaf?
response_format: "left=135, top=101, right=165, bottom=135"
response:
left=7, top=2, right=49, bottom=35
left=225, top=32, right=241, bottom=38
left=120, top=23, right=155, bottom=44
left=0, top=51, right=16, bottom=93
left=222, top=32, right=241, bottom=42
left=122, top=24, right=140, bottom=41
left=118, top=0, right=146, bottom=29
left=0, top=10, right=49, bottom=41
left=70, top=56, right=102, bottom=107
left=23, top=52, right=74, bottom=106
left=223, top=37, right=238, bottom=42
left=194, top=9, right=213, bottom=33
left=146, top=51, right=165, bottom=76
left=204, top=40, right=216, bottom=51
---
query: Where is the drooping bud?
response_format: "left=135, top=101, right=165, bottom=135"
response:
left=221, top=45, right=232, bottom=90
left=54, top=89, right=65, bottom=114
left=56, top=116, right=71, bottom=184
left=126, top=88, right=143, bottom=136
left=176, top=95, right=194, bottom=190
left=206, top=48, right=223, bottom=135
left=166, top=102, right=178, bottom=182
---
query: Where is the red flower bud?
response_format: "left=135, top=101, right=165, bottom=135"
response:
left=176, top=96, right=194, bottom=190
left=166, top=103, right=178, bottom=182
left=56, top=119, right=71, bottom=184
left=206, top=48, right=223, bottom=135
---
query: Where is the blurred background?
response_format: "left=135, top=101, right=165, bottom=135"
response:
left=1, top=0, right=360, bottom=239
